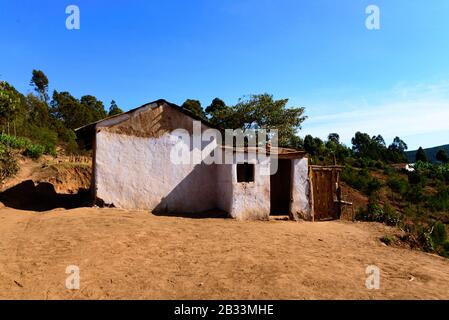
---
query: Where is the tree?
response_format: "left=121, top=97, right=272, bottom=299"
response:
left=50, top=91, right=91, bottom=129
left=220, top=94, right=306, bottom=147
left=0, top=81, right=23, bottom=134
left=30, top=70, right=49, bottom=102
left=388, top=136, right=408, bottom=163
left=205, top=97, right=226, bottom=115
left=388, top=136, right=408, bottom=152
left=304, top=135, right=323, bottom=156
left=416, top=147, right=428, bottom=163
left=328, top=133, right=340, bottom=144
left=108, top=100, right=123, bottom=116
left=181, top=99, right=206, bottom=119
left=436, top=149, right=449, bottom=164
left=80, top=95, right=107, bottom=121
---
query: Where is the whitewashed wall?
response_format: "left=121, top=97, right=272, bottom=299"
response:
left=95, top=130, right=217, bottom=213
left=226, top=151, right=271, bottom=220
left=291, top=158, right=312, bottom=220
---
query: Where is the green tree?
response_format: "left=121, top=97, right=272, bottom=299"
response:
left=416, top=147, right=428, bottom=163
left=304, top=135, right=324, bottom=156
left=181, top=99, right=206, bottom=119
left=388, top=136, right=408, bottom=163
left=108, top=100, right=123, bottom=116
left=0, top=81, right=23, bottom=135
left=328, top=133, right=340, bottom=144
left=30, top=70, right=49, bottom=102
left=50, top=91, right=91, bottom=129
left=221, top=94, right=306, bottom=147
left=205, top=98, right=226, bottom=115
left=436, top=149, right=449, bottom=164
left=80, top=95, right=107, bottom=121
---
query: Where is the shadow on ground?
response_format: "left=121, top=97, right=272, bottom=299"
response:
left=152, top=209, right=229, bottom=219
left=0, top=180, right=91, bottom=211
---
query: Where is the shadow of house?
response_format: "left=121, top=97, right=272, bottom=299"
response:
left=0, top=180, right=91, bottom=212
left=152, top=164, right=228, bottom=219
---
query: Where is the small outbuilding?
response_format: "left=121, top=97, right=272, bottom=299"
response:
left=76, top=99, right=340, bottom=221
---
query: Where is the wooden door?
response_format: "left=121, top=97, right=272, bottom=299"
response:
left=311, top=168, right=339, bottom=220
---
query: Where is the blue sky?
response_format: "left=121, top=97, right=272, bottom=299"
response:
left=1, top=0, right=449, bottom=149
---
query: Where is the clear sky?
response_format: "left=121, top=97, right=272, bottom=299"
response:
left=1, top=0, right=448, bottom=150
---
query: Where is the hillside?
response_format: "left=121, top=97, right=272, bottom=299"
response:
left=406, top=144, right=449, bottom=163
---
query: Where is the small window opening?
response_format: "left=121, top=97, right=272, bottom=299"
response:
left=237, top=163, right=255, bottom=183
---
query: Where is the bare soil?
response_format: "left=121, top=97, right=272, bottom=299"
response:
left=1, top=157, right=449, bottom=300
left=0, top=207, right=449, bottom=300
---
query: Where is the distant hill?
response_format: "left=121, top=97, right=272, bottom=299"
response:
left=406, top=144, right=449, bottom=163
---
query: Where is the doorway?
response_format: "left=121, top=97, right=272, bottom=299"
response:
left=270, top=159, right=292, bottom=215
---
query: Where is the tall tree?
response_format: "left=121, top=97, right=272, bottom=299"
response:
left=218, top=94, right=306, bottom=147
left=80, top=95, right=107, bottom=122
left=181, top=99, right=206, bottom=119
left=328, top=133, right=340, bottom=144
left=436, top=149, right=449, bottom=164
left=108, top=100, right=123, bottom=116
left=30, top=70, right=49, bottom=102
left=50, top=91, right=91, bottom=129
left=416, top=147, right=428, bottom=163
left=0, top=81, right=23, bottom=134
left=205, top=98, right=226, bottom=115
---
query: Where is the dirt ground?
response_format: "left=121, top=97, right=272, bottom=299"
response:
left=1, top=206, right=449, bottom=300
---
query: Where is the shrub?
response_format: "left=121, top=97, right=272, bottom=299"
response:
left=342, top=166, right=383, bottom=196
left=356, top=199, right=401, bottom=227
left=431, top=221, right=448, bottom=247
left=387, top=175, right=409, bottom=196
left=0, top=148, right=19, bottom=182
left=23, top=144, right=45, bottom=159
left=29, top=126, right=57, bottom=157
left=418, top=227, right=434, bottom=252
left=0, top=134, right=31, bottom=149
left=380, top=235, right=395, bottom=246
left=383, top=202, right=401, bottom=226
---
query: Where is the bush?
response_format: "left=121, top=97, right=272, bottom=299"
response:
left=431, top=221, right=448, bottom=247
left=387, top=175, right=409, bottom=196
left=23, top=144, right=45, bottom=159
left=0, top=148, right=19, bottom=182
left=383, top=202, right=401, bottom=226
left=29, top=126, right=57, bottom=157
left=342, top=166, right=382, bottom=196
left=0, top=133, right=31, bottom=149
left=356, top=199, right=401, bottom=226
left=418, top=227, right=434, bottom=252
left=380, top=235, right=395, bottom=246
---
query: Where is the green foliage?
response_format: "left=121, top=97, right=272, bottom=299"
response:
left=380, top=235, right=396, bottom=246
left=0, top=147, right=19, bottom=182
left=108, top=100, right=123, bottom=116
left=418, top=226, right=435, bottom=252
left=23, top=144, right=45, bottom=159
left=0, top=133, right=31, bottom=149
left=387, top=175, right=408, bottom=196
left=30, top=69, right=49, bottom=102
left=356, top=198, right=401, bottom=227
left=342, top=166, right=382, bottom=196
left=431, top=221, right=448, bottom=248
left=416, top=147, right=428, bottom=163
left=182, top=99, right=206, bottom=119
left=206, top=94, right=307, bottom=147
left=436, top=149, right=449, bottom=164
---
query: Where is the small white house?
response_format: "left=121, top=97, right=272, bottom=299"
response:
left=76, top=99, right=313, bottom=221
